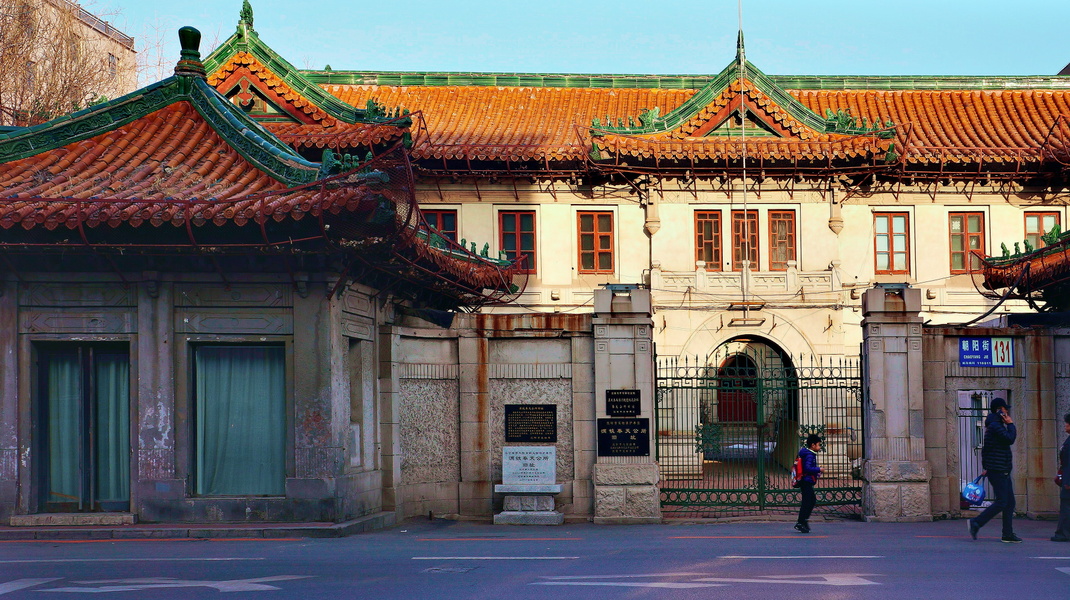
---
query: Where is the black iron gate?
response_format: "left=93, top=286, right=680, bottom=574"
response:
left=656, top=341, right=863, bottom=517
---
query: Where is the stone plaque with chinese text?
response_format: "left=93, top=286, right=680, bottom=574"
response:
left=597, top=418, right=650, bottom=457
left=502, top=446, right=557, bottom=484
left=504, top=404, right=557, bottom=443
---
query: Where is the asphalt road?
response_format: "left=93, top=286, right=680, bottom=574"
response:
left=0, top=517, right=1067, bottom=599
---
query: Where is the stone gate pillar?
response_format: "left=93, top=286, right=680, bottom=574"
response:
left=860, top=283, right=932, bottom=521
left=591, top=285, right=660, bottom=524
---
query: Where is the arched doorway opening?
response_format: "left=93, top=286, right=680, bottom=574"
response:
left=656, top=336, right=862, bottom=517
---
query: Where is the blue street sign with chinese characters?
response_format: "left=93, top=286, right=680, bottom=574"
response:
left=958, top=337, right=1013, bottom=367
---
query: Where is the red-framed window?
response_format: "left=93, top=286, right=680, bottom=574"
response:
left=874, top=213, right=910, bottom=274
left=577, top=211, right=614, bottom=274
left=695, top=211, right=722, bottom=271
left=949, top=212, right=984, bottom=274
left=731, top=210, right=759, bottom=271
left=500, top=211, right=536, bottom=273
left=769, top=210, right=796, bottom=271
left=1025, top=212, right=1060, bottom=250
left=424, top=209, right=458, bottom=242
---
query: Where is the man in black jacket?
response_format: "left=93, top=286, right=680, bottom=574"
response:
left=969, top=397, right=1021, bottom=543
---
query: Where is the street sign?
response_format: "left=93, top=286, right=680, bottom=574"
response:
left=958, top=337, right=1013, bottom=367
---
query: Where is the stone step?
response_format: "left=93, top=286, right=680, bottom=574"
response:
left=9, top=513, right=137, bottom=527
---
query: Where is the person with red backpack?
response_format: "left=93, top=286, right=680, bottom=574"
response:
left=794, top=433, right=823, bottom=533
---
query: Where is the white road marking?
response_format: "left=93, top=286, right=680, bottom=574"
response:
left=536, top=582, right=727, bottom=588
left=541, top=573, right=708, bottom=580
left=0, top=579, right=60, bottom=595
left=1033, top=557, right=1070, bottom=559
left=412, top=556, right=578, bottom=560
left=695, top=573, right=881, bottom=586
left=533, top=573, right=881, bottom=588
left=0, top=558, right=262, bottom=564
left=41, top=576, right=311, bottom=593
left=718, top=555, right=882, bottom=559
left=1058, top=567, right=1070, bottom=577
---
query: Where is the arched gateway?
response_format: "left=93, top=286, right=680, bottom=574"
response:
left=655, top=336, right=864, bottom=517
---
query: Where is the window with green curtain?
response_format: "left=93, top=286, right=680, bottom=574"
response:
left=195, top=345, right=285, bottom=496
left=42, top=345, right=129, bottom=510
left=94, top=352, right=129, bottom=504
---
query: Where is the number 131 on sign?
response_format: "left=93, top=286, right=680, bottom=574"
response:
left=991, top=337, right=1013, bottom=366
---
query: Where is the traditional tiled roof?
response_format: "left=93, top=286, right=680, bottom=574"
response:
left=199, top=7, right=1070, bottom=175
left=792, top=88, right=1070, bottom=164
left=0, top=26, right=522, bottom=308
left=203, top=12, right=409, bottom=151
left=307, top=63, right=1070, bottom=172
left=321, top=84, right=694, bottom=161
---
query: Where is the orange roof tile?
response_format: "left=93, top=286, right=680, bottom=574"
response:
left=790, top=89, right=1070, bottom=163
left=263, top=121, right=405, bottom=150
left=322, top=84, right=695, bottom=161
left=319, top=82, right=1070, bottom=166
left=0, top=101, right=360, bottom=231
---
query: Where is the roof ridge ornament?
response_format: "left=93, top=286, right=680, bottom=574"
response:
left=736, top=30, right=745, bottom=64
left=240, top=0, right=254, bottom=30
left=175, top=26, right=206, bottom=79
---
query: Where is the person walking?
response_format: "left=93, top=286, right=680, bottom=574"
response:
left=1052, top=412, right=1070, bottom=542
left=794, top=433, right=823, bottom=534
left=968, top=397, right=1021, bottom=543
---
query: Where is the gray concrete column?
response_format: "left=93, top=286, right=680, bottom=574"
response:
left=135, top=278, right=182, bottom=513
left=377, top=323, right=403, bottom=513
left=591, top=286, right=660, bottom=524
left=861, top=283, right=932, bottom=522
left=0, top=279, right=16, bottom=519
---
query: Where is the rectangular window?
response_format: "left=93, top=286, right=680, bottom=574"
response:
left=1025, top=212, right=1060, bottom=250
left=37, top=343, right=129, bottom=512
left=424, top=209, right=458, bottom=242
left=500, top=210, right=536, bottom=273
left=695, top=211, right=722, bottom=271
left=769, top=210, right=797, bottom=271
left=195, top=345, right=285, bottom=496
left=949, top=212, right=984, bottom=273
left=731, top=210, right=759, bottom=271
left=875, top=213, right=910, bottom=274
left=578, top=211, right=614, bottom=273
left=107, top=53, right=117, bottom=78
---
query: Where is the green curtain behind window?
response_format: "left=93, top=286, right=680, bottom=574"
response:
left=94, top=353, right=129, bottom=504
left=195, top=346, right=285, bottom=496
left=47, top=353, right=82, bottom=505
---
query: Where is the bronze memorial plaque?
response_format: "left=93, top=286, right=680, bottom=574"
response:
left=504, top=404, right=558, bottom=443
left=606, top=389, right=641, bottom=417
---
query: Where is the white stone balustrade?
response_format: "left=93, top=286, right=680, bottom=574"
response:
left=648, top=260, right=843, bottom=295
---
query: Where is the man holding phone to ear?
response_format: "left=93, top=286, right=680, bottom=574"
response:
left=969, top=397, right=1021, bottom=543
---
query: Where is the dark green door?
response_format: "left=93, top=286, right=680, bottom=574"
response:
left=38, top=344, right=130, bottom=512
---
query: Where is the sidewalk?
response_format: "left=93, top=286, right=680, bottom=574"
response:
left=0, top=511, right=395, bottom=541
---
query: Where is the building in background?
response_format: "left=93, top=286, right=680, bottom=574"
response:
left=203, top=13, right=1070, bottom=371
left=0, top=0, right=136, bottom=126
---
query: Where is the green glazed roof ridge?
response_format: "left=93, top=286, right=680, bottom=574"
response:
left=302, top=69, right=1070, bottom=91
left=591, top=58, right=833, bottom=136
left=0, top=77, right=184, bottom=163
left=204, top=26, right=397, bottom=125
left=0, top=73, right=318, bottom=186
left=189, top=78, right=318, bottom=185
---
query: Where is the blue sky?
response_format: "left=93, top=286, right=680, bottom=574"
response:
left=100, top=0, right=1070, bottom=76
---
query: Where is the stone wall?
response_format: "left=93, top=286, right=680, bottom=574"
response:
left=922, top=327, right=1064, bottom=519
left=384, top=314, right=593, bottom=521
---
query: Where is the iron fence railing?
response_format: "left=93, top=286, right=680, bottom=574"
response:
left=656, top=350, right=863, bottom=518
